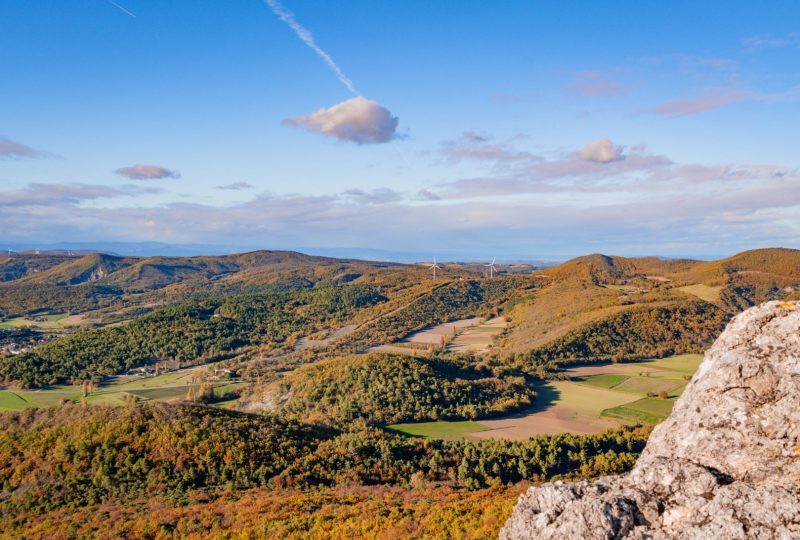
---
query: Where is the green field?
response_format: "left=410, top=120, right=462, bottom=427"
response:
left=0, top=313, right=70, bottom=329
left=387, top=420, right=489, bottom=440
left=0, top=363, right=241, bottom=412
left=636, top=354, right=703, bottom=374
left=547, top=380, right=636, bottom=415
left=611, top=376, right=684, bottom=395
left=0, top=391, right=33, bottom=411
left=602, top=397, right=676, bottom=424
left=566, top=355, right=703, bottom=425
left=573, top=374, right=628, bottom=388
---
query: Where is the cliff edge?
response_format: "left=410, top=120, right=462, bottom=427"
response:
left=501, top=301, right=800, bottom=539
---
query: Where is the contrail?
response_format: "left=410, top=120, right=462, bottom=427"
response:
left=107, top=0, right=136, bottom=18
left=264, top=0, right=359, bottom=95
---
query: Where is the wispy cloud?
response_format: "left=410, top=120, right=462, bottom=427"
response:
left=0, top=183, right=150, bottom=207
left=2, top=165, right=798, bottom=258
left=442, top=132, right=538, bottom=163
left=568, top=70, right=628, bottom=97
left=2, top=135, right=798, bottom=258
left=342, top=188, right=402, bottom=204
left=649, top=90, right=749, bottom=116
left=743, top=33, right=800, bottom=50
left=284, top=96, right=399, bottom=144
left=115, top=164, right=181, bottom=180
left=0, top=138, right=45, bottom=160
left=264, top=0, right=358, bottom=95
left=217, top=182, right=254, bottom=191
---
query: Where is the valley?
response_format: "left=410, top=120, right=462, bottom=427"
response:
left=389, top=354, right=702, bottom=440
left=0, top=247, right=798, bottom=538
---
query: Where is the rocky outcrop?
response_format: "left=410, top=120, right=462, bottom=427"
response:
left=501, top=301, right=800, bottom=539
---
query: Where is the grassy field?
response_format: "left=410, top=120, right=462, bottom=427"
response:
left=611, top=377, right=683, bottom=395
left=387, top=421, right=489, bottom=440
left=678, top=284, right=723, bottom=303
left=0, top=363, right=242, bottom=412
left=0, top=391, right=32, bottom=410
left=573, top=373, right=628, bottom=388
left=602, top=397, right=675, bottom=424
left=0, top=313, right=78, bottom=329
left=638, top=353, right=703, bottom=373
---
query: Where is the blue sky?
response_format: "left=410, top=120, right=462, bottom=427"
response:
left=1, top=1, right=799, bottom=259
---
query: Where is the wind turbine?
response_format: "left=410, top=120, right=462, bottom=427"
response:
left=485, top=257, right=498, bottom=278
left=428, top=257, right=442, bottom=280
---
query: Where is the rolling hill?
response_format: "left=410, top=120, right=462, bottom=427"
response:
left=501, top=248, right=800, bottom=361
left=1, top=247, right=798, bottom=392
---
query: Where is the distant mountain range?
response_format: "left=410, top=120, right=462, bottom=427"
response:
left=2, top=240, right=561, bottom=265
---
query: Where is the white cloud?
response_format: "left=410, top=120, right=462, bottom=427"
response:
left=579, top=139, right=624, bottom=163
left=283, top=97, right=399, bottom=144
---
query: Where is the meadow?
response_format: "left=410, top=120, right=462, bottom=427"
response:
left=0, top=313, right=76, bottom=330
left=0, top=363, right=242, bottom=412
left=678, top=284, right=723, bottom=303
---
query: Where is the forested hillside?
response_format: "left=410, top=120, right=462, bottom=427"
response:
left=0, top=402, right=649, bottom=536
left=516, top=300, right=728, bottom=374
left=250, top=354, right=535, bottom=424
left=0, top=285, right=384, bottom=387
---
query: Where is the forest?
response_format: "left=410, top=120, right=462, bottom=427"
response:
left=0, top=285, right=384, bottom=387
left=0, top=402, right=649, bottom=518
left=260, top=353, right=535, bottom=424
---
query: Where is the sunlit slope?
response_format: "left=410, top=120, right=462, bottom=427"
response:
left=499, top=250, right=799, bottom=360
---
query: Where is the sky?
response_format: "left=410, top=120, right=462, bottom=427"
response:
left=1, top=0, right=799, bottom=260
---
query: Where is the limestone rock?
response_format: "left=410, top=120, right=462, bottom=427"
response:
left=501, top=301, right=800, bottom=540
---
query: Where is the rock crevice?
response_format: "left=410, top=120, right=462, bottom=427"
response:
left=501, top=301, right=800, bottom=539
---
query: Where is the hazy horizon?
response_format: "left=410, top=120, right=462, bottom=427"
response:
left=2, top=238, right=786, bottom=264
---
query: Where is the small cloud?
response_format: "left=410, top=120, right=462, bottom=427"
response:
left=0, top=138, right=44, bottom=159
left=649, top=91, right=748, bottom=116
left=416, top=188, right=441, bottom=201
left=283, top=96, right=399, bottom=144
left=217, top=182, right=254, bottom=191
left=115, top=164, right=181, bottom=180
left=462, top=131, right=490, bottom=143
left=342, top=187, right=402, bottom=204
left=568, top=70, right=628, bottom=97
left=579, top=139, right=625, bottom=163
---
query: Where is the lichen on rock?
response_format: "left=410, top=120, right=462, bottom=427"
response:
left=501, top=301, right=800, bottom=539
